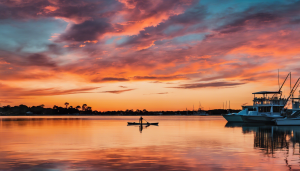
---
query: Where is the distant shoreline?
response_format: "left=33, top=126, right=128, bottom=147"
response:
left=0, top=114, right=225, bottom=116
left=0, top=105, right=240, bottom=116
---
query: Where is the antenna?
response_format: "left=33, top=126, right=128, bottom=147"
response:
left=290, top=72, right=292, bottom=92
left=229, top=101, right=230, bottom=109
left=278, top=69, right=280, bottom=90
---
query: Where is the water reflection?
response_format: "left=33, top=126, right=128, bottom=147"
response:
left=127, top=124, right=158, bottom=133
left=225, top=122, right=300, bottom=170
left=1, top=116, right=299, bottom=171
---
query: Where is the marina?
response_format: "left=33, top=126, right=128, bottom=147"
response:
left=223, top=73, right=300, bottom=125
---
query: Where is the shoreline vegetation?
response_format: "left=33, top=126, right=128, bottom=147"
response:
left=0, top=103, right=240, bottom=116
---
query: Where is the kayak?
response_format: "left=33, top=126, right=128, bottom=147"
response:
left=127, top=122, right=159, bottom=125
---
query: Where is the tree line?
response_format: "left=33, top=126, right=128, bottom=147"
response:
left=0, top=103, right=240, bottom=116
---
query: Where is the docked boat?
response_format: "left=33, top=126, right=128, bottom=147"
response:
left=193, top=109, right=208, bottom=116
left=240, top=91, right=287, bottom=123
left=193, top=103, right=209, bottom=115
left=223, top=106, right=255, bottom=122
left=275, top=96, right=300, bottom=125
left=127, top=122, right=159, bottom=125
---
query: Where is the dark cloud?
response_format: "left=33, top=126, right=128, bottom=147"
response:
left=59, top=19, right=112, bottom=42
left=133, top=75, right=186, bottom=81
left=118, top=4, right=206, bottom=48
left=91, top=77, right=130, bottom=82
left=0, top=0, right=50, bottom=19
left=122, top=0, right=198, bottom=22
left=0, top=83, right=100, bottom=99
left=0, top=0, right=121, bottom=21
left=149, top=81, right=163, bottom=83
left=170, top=81, right=245, bottom=89
left=27, top=53, right=57, bottom=67
left=156, top=92, right=168, bottom=94
left=216, top=12, right=279, bottom=34
left=100, top=89, right=135, bottom=94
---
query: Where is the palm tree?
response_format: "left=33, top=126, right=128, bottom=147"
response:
left=65, top=102, right=69, bottom=109
left=76, top=105, right=81, bottom=111
left=82, top=104, right=87, bottom=111
left=87, top=106, right=92, bottom=111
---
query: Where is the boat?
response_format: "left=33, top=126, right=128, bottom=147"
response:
left=275, top=96, right=300, bottom=125
left=193, top=109, right=208, bottom=116
left=127, top=122, right=159, bottom=125
left=240, top=91, right=287, bottom=123
left=223, top=106, right=255, bottom=122
left=193, top=103, right=209, bottom=115
left=241, top=73, right=299, bottom=123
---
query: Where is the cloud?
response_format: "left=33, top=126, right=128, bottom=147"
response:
left=156, top=92, right=168, bottom=94
left=91, top=77, right=130, bottom=82
left=100, top=88, right=135, bottom=94
left=133, top=75, right=186, bottom=81
left=216, top=12, right=279, bottom=34
left=0, top=100, right=13, bottom=103
left=1, top=0, right=300, bottom=94
left=59, top=19, right=112, bottom=42
left=170, top=81, right=245, bottom=89
left=26, top=53, right=57, bottom=67
left=0, top=83, right=100, bottom=99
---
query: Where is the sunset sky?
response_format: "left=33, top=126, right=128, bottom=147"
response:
left=1, top=0, right=300, bottom=111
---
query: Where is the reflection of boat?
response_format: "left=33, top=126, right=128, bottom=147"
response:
left=127, top=122, right=158, bottom=133
left=225, top=122, right=266, bottom=128
left=127, top=122, right=159, bottom=125
left=225, top=121, right=300, bottom=169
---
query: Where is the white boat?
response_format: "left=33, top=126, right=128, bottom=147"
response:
left=241, top=91, right=286, bottom=123
left=222, top=106, right=255, bottom=122
left=193, top=110, right=208, bottom=116
left=193, top=103, right=208, bottom=115
left=275, top=97, right=300, bottom=125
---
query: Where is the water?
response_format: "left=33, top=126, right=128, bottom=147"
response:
left=0, top=116, right=299, bottom=171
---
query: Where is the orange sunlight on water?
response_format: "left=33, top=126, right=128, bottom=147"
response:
left=0, top=116, right=299, bottom=170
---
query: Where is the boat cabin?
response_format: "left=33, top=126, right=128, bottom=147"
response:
left=252, top=91, right=286, bottom=114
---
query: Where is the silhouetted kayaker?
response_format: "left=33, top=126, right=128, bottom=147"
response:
left=139, top=116, right=143, bottom=124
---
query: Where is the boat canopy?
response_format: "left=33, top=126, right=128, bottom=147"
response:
left=252, top=91, right=281, bottom=94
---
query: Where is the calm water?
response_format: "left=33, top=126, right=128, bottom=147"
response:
left=1, top=116, right=300, bottom=171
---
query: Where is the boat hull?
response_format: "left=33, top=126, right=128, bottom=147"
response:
left=276, top=118, right=300, bottom=125
left=127, top=122, right=159, bottom=125
left=241, top=115, right=282, bottom=123
left=222, top=115, right=244, bottom=122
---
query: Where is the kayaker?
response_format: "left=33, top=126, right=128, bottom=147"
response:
left=139, top=116, right=143, bottom=124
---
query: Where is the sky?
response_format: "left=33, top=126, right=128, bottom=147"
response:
left=1, top=0, right=300, bottom=111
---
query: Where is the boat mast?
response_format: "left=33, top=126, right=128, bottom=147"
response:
left=283, top=77, right=300, bottom=107
left=278, top=69, right=280, bottom=90
left=274, top=72, right=291, bottom=99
